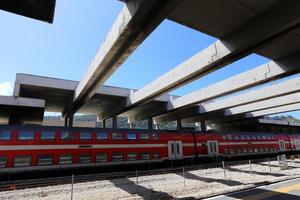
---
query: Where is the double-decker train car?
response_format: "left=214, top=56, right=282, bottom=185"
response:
left=0, top=125, right=299, bottom=174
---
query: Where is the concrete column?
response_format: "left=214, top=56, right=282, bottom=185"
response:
left=201, top=121, right=206, bottom=132
left=148, top=118, right=153, bottom=130
left=112, top=116, right=117, bottom=129
left=103, top=119, right=106, bottom=128
left=129, top=122, right=134, bottom=129
left=177, top=119, right=182, bottom=130
left=64, top=116, right=68, bottom=127
left=68, top=114, right=74, bottom=128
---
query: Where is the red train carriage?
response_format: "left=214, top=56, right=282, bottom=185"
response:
left=0, top=126, right=194, bottom=173
left=0, top=125, right=299, bottom=174
left=195, top=131, right=293, bottom=158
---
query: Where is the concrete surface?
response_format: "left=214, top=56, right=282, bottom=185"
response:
left=206, top=178, right=300, bottom=200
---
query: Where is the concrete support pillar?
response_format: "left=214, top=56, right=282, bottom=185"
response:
left=201, top=121, right=206, bottom=132
left=64, top=116, right=68, bottom=127
left=148, top=118, right=153, bottom=130
left=112, top=116, right=117, bottom=129
left=177, top=119, right=182, bottom=130
left=68, top=113, right=74, bottom=128
left=129, top=122, right=134, bottom=129
left=103, top=119, right=106, bottom=128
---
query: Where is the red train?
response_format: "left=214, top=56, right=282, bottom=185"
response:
left=0, top=125, right=300, bottom=173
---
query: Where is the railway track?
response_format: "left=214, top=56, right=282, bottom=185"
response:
left=0, top=158, right=276, bottom=192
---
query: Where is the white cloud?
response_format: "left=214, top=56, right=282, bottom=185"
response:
left=0, top=82, right=12, bottom=96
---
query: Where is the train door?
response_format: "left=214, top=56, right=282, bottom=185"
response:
left=279, top=140, right=286, bottom=151
left=207, top=140, right=219, bottom=156
left=168, top=141, right=183, bottom=160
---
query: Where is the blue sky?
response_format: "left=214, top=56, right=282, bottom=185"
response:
left=0, top=0, right=299, bottom=118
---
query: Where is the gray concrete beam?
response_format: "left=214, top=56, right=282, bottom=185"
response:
left=245, top=103, right=300, bottom=118
left=224, top=92, right=300, bottom=116
left=154, top=75, right=300, bottom=123
left=181, top=92, right=300, bottom=123
left=129, top=0, right=300, bottom=106
left=66, top=0, right=180, bottom=118
left=170, top=53, right=300, bottom=110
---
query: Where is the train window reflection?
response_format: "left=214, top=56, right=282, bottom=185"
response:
left=140, top=133, right=149, bottom=140
left=14, top=156, right=31, bottom=167
left=61, top=132, right=74, bottom=140
left=0, top=131, right=11, bottom=140
left=18, top=131, right=35, bottom=140
left=96, top=153, right=107, bottom=163
left=127, top=133, right=136, bottom=140
left=59, top=155, right=73, bottom=164
left=37, top=155, right=53, bottom=166
left=153, top=152, right=160, bottom=159
left=41, top=132, right=55, bottom=140
left=78, top=154, right=91, bottom=164
left=0, top=156, right=7, bottom=168
left=152, top=133, right=158, bottom=140
left=96, top=132, right=108, bottom=140
left=112, top=153, right=123, bottom=162
left=127, top=152, right=137, bottom=161
left=140, top=152, right=150, bottom=160
left=80, top=132, right=92, bottom=140
left=112, top=133, right=122, bottom=140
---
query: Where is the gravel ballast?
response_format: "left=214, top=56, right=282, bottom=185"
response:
left=1, top=158, right=300, bottom=200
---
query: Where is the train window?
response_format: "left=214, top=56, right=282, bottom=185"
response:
left=59, top=155, right=73, bottom=164
left=18, top=131, right=35, bottom=140
left=78, top=154, right=91, bottom=164
left=140, top=133, right=149, bottom=140
left=246, top=135, right=251, bottom=140
left=96, top=153, right=107, bottom=163
left=234, top=135, right=240, bottom=140
left=153, top=152, right=160, bottom=159
left=0, top=156, right=7, bottom=168
left=236, top=149, right=242, bottom=153
left=96, top=132, right=108, bottom=140
left=41, top=132, right=56, bottom=140
left=222, top=135, right=227, bottom=140
left=264, top=148, right=269, bottom=152
left=251, top=135, right=257, bottom=140
left=141, top=152, right=150, bottom=160
left=14, top=156, right=31, bottom=167
left=224, top=149, right=228, bottom=154
left=61, top=132, right=74, bottom=140
left=0, top=131, right=11, bottom=140
left=37, top=155, right=53, bottom=166
left=80, top=132, right=92, bottom=140
left=229, top=149, right=235, bottom=154
left=240, top=135, right=245, bottom=140
left=242, top=148, right=248, bottom=153
left=257, top=135, right=262, bottom=139
left=259, top=148, right=264, bottom=152
left=60, top=132, right=73, bottom=140
left=248, top=148, right=254, bottom=153
left=152, top=133, right=158, bottom=140
left=112, top=153, right=123, bottom=162
left=127, top=152, right=137, bottom=161
left=254, top=148, right=259, bottom=152
left=262, top=136, right=266, bottom=140
left=127, top=133, right=136, bottom=140
left=227, top=135, right=233, bottom=140
left=112, top=132, right=123, bottom=140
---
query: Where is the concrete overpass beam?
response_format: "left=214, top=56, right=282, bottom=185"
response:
left=65, top=0, right=181, bottom=117
left=246, top=103, right=300, bottom=118
left=225, top=93, right=300, bottom=116
left=170, top=53, right=300, bottom=110
left=130, top=0, right=300, bottom=106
